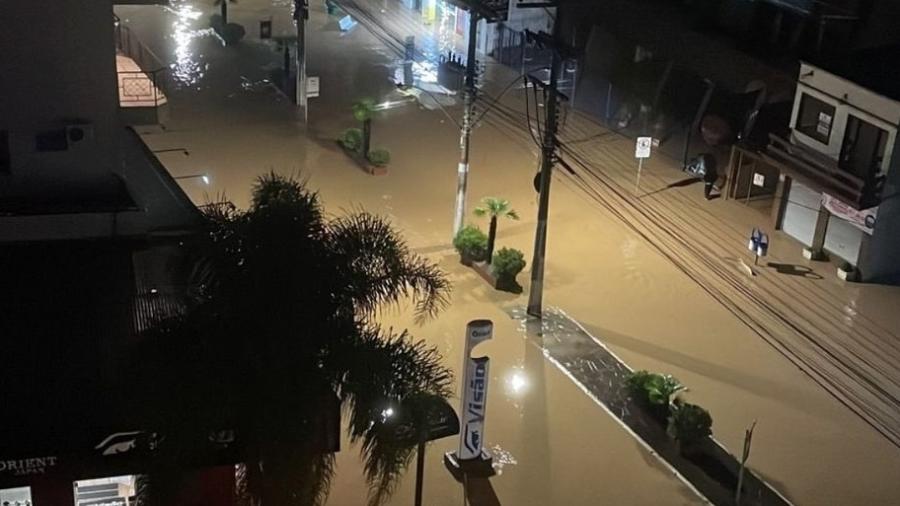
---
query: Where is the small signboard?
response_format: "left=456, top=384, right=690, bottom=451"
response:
left=307, top=76, right=320, bottom=98
left=752, top=173, right=765, bottom=187
left=339, top=15, right=357, bottom=32
left=816, top=112, right=832, bottom=136
left=635, top=136, right=652, bottom=159
left=822, top=193, right=878, bottom=235
left=260, top=19, right=272, bottom=39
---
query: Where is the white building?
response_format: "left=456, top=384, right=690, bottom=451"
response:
left=761, top=45, right=900, bottom=282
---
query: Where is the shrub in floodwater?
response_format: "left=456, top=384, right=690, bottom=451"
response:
left=367, top=148, right=390, bottom=167
left=453, top=225, right=488, bottom=266
left=626, top=370, right=686, bottom=421
left=667, top=400, right=713, bottom=451
left=339, top=128, right=363, bottom=153
left=491, top=247, right=526, bottom=292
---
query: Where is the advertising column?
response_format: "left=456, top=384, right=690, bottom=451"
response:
left=444, top=320, right=494, bottom=478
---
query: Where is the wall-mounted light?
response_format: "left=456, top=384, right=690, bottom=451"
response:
left=174, top=173, right=210, bottom=185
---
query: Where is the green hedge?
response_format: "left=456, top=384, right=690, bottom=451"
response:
left=491, top=247, right=526, bottom=280
left=367, top=148, right=391, bottom=167
left=453, top=226, right=488, bottom=263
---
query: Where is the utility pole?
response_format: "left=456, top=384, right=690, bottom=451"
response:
left=525, top=3, right=565, bottom=319
left=294, top=0, right=309, bottom=123
left=452, top=12, right=480, bottom=240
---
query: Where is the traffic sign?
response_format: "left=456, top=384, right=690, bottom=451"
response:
left=635, top=136, right=652, bottom=159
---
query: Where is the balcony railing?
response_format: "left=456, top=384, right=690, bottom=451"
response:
left=114, top=16, right=168, bottom=109
left=764, top=132, right=882, bottom=209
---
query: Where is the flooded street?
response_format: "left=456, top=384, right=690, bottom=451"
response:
left=117, top=0, right=900, bottom=504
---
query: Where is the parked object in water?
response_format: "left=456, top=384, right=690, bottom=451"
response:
left=685, top=153, right=719, bottom=199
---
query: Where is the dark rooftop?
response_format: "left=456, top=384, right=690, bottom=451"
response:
left=810, top=44, right=900, bottom=103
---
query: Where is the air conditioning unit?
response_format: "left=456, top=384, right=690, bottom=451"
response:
left=65, top=123, right=94, bottom=145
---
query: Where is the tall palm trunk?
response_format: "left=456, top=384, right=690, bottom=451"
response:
left=486, top=216, right=497, bottom=264
left=362, top=118, right=371, bottom=158
left=221, top=1, right=228, bottom=24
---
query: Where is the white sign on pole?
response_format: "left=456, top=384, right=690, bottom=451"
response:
left=752, top=173, right=765, bottom=187
left=457, top=320, right=492, bottom=461
left=635, top=136, right=652, bottom=159
left=306, top=76, right=320, bottom=98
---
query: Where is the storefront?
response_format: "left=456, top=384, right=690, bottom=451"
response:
left=727, top=49, right=899, bottom=280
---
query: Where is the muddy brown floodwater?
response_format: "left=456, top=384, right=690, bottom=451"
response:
left=118, top=0, right=900, bottom=504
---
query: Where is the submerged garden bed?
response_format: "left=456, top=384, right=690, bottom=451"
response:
left=512, top=308, right=792, bottom=506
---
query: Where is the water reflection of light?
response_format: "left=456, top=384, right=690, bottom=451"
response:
left=166, top=1, right=211, bottom=87
left=505, top=369, right=529, bottom=397
left=437, top=1, right=454, bottom=56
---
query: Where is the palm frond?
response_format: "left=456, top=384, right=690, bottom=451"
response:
left=328, top=324, right=452, bottom=505
left=475, top=197, right=519, bottom=220
left=326, top=212, right=450, bottom=320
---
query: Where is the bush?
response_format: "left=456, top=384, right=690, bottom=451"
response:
left=453, top=226, right=488, bottom=264
left=339, top=128, right=363, bottom=152
left=667, top=400, right=712, bottom=448
left=626, top=370, right=685, bottom=422
left=367, top=148, right=391, bottom=167
left=220, top=22, right=246, bottom=45
left=491, top=247, right=526, bottom=281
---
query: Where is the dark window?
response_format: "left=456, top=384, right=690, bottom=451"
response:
left=35, top=129, right=68, bottom=151
left=0, top=131, right=9, bottom=173
left=840, top=114, right=888, bottom=180
left=795, top=93, right=835, bottom=144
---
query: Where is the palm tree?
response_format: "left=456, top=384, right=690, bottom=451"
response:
left=213, top=0, right=237, bottom=24
left=353, top=99, right=376, bottom=158
left=474, top=197, right=519, bottom=264
left=131, top=173, right=452, bottom=506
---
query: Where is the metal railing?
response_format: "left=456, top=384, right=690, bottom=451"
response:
left=114, top=15, right=168, bottom=108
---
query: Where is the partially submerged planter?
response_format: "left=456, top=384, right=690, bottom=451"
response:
left=624, top=378, right=789, bottom=505
left=337, top=142, right=388, bottom=176
left=469, top=261, right=522, bottom=294
left=837, top=263, right=859, bottom=282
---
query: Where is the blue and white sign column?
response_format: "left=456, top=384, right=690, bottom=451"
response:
left=444, top=319, right=495, bottom=479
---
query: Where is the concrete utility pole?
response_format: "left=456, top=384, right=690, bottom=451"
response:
left=525, top=5, right=564, bottom=319
left=452, top=13, right=481, bottom=240
left=294, top=0, right=308, bottom=122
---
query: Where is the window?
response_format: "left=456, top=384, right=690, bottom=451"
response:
left=795, top=93, right=836, bottom=144
left=0, top=130, right=9, bottom=173
left=840, top=114, right=888, bottom=180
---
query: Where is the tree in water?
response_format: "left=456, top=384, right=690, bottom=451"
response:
left=474, top=197, right=519, bottom=264
left=132, top=173, right=452, bottom=506
left=352, top=99, right=377, bottom=158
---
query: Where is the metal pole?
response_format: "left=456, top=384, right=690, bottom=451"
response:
left=295, top=0, right=308, bottom=123
left=526, top=20, right=561, bottom=319
left=636, top=157, right=643, bottom=193
left=452, top=13, right=480, bottom=240
left=414, top=441, right=425, bottom=506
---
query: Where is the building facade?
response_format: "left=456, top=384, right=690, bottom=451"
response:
left=728, top=46, right=900, bottom=282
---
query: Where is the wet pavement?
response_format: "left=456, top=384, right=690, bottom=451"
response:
left=115, top=0, right=900, bottom=504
